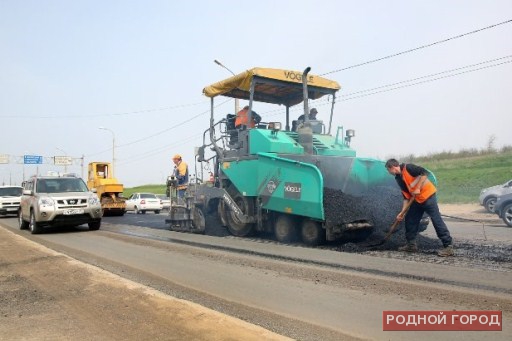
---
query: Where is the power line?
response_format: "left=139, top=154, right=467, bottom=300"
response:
left=84, top=98, right=231, bottom=158
left=259, top=55, right=512, bottom=116
left=341, top=58, right=512, bottom=101
left=116, top=98, right=231, bottom=148
left=340, top=55, right=512, bottom=98
left=0, top=100, right=209, bottom=119
left=321, top=19, right=512, bottom=76
left=116, top=134, right=202, bottom=165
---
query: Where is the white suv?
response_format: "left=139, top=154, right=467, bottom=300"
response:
left=18, top=175, right=103, bottom=234
left=0, top=186, right=23, bottom=216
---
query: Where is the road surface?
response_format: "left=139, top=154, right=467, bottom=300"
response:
left=0, top=204, right=510, bottom=340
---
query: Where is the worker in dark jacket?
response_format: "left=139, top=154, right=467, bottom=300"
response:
left=385, top=158, right=454, bottom=257
left=292, top=108, right=318, bottom=132
left=297, top=107, right=318, bottom=122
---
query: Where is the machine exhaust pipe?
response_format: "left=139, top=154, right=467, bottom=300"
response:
left=298, top=67, right=313, bottom=154
left=302, top=67, right=311, bottom=118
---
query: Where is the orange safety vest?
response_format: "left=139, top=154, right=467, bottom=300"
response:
left=401, top=165, right=436, bottom=203
left=235, top=108, right=255, bottom=128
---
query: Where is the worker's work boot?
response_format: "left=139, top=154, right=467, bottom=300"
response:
left=437, top=245, right=454, bottom=257
left=398, top=242, right=418, bottom=253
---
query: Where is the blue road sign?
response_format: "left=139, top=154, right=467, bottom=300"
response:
left=24, top=155, right=43, bottom=164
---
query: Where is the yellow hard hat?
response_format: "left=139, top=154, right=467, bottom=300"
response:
left=172, top=154, right=182, bottom=160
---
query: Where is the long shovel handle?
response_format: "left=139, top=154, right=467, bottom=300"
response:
left=383, top=197, right=415, bottom=241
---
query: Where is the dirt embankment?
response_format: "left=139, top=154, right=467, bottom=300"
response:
left=0, top=227, right=291, bottom=341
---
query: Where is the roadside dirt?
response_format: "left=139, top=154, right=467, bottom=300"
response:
left=0, top=227, right=291, bottom=341
left=439, top=203, right=503, bottom=223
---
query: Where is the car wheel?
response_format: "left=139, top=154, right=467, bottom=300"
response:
left=484, top=197, right=497, bottom=213
left=141, top=210, right=146, bottom=214
left=155, top=210, right=161, bottom=214
left=29, top=210, right=42, bottom=234
left=88, top=221, right=101, bottom=231
left=134, top=206, right=140, bottom=214
left=18, top=209, right=29, bottom=230
left=502, top=203, right=512, bottom=227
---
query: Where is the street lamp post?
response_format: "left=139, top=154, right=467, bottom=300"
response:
left=214, top=59, right=239, bottom=113
left=99, top=127, right=115, bottom=177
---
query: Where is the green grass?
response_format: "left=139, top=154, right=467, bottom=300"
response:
left=412, top=151, right=512, bottom=203
left=123, top=184, right=166, bottom=197
left=124, top=151, right=512, bottom=204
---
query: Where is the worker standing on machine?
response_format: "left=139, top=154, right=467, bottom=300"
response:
left=172, top=154, right=189, bottom=200
left=385, top=158, right=454, bottom=257
left=235, top=105, right=261, bottom=129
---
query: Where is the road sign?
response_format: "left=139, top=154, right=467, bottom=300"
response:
left=54, top=156, right=73, bottom=166
left=24, top=155, right=43, bottom=164
left=0, top=154, right=9, bottom=164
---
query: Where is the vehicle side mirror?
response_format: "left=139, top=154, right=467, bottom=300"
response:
left=23, top=189, right=32, bottom=196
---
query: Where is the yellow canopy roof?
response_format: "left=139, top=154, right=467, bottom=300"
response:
left=203, top=67, right=341, bottom=106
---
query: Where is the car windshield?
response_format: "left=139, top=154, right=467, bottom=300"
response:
left=140, top=193, right=157, bottom=199
left=37, top=178, right=89, bottom=193
left=0, top=187, right=22, bottom=196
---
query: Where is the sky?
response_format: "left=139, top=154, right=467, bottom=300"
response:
left=1, top=0, right=511, bottom=187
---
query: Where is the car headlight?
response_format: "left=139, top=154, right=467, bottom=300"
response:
left=88, top=196, right=100, bottom=206
left=39, top=197, right=55, bottom=207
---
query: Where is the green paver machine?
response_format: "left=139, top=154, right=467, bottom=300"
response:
left=169, top=67, right=411, bottom=244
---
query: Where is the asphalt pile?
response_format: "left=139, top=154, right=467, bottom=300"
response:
left=323, top=186, right=403, bottom=232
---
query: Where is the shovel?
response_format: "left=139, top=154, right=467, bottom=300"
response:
left=368, top=197, right=415, bottom=247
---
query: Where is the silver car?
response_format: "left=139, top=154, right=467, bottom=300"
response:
left=18, top=175, right=102, bottom=234
left=479, top=179, right=512, bottom=213
left=494, top=192, right=512, bottom=227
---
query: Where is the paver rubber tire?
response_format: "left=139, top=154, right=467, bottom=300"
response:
left=225, top=185, right=255, bottom=237
left=29, top=211, right=42, bottom=234
left=301, top=219, right=325, bottom=246
left=484, top=197, right=497, bottom=213
left=274, top=214, right=298, bottom=243
left=502, top=203, right=512, bottom=227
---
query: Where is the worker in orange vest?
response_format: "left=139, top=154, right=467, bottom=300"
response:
left=171, top=154, right=189, bottom=200
left=385, top=158, right=454, bottom=257
left=235, top=106, right=261, bottom=129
